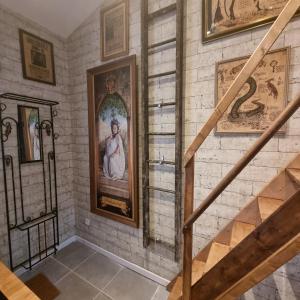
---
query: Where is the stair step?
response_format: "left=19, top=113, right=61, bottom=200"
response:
left=204, top=242, right=230, bottom=273
left=257, top=197, right=284, bottom=221
left=287, top=168, right=300, bottom=186
left=230, top=221, right=256, bottom=248
left=168, top=276, right=182, bottom=300
left=259, top=170, right=297, bottom=201
left=235, top=198, right=262, bottom=226
left=192, top=260, right=206, bottom=285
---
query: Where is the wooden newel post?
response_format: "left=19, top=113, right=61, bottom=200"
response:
left=182, top=155, right=195, bottom=300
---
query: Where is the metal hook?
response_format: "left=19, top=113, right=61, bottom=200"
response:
left=52, top=110, right=58, bottom=117
left=54, top=133, right=59, bottom=140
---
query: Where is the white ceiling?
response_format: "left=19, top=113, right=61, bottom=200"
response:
left=0, top=0, right=103, bottom=38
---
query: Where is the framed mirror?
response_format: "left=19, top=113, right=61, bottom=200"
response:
left=18, top=105, right=42, bottom=163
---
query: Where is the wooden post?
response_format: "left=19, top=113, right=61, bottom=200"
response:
left=182, top=156, right=195, bottom=300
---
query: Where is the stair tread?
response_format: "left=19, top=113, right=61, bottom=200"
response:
left=230, top=221, right=256, bottom=248
left=287, top=168, right=300, bottom=185
left=204, top=242, right=230, bottom=273
left=257, top=196, right=284, bottom=221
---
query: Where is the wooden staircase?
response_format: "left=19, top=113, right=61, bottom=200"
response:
left=168, top=155, right=300, bottom=299
left=168, top=0, right=300, bottom=299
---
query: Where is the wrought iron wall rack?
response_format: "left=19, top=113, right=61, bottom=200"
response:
left=0, top=93, right=59, bottom=271
left=141, top=0, right=184, bottom=261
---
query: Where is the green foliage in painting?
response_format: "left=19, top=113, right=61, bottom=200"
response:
left=99, top=93, right=127, bottom=121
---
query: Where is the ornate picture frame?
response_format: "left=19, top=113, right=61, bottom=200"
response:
left=19, top=29, right=56, bottom=85
left=100, top=0, right=129, bottom=61
left=202, top=0, right=300, bottom=43
left=215, top=47, right=290, bottom=134
left=87, top=55, right=138, bottom=227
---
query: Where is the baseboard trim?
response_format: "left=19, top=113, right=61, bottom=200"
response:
left=76, top=235, right=170, bottom=286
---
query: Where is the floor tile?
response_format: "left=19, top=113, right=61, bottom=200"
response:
left=74, top=252, right=122, bottom=289
left=20, top=257, right=69, bottom=284
left=152, top=285, right=169, bottom=300
left=104, top=268, right=158, bottom=300
left=94, top=291, right=113, bottom=300
left=55, top=272, right=99, bottom=300
left=54, top=242, right=95, bottom=269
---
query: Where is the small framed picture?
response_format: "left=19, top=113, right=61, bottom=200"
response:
left=18, top=105, right=42, bottom=163
left=19, top=29, right=56, bottom=85
left=100, top=0, right=129, bottom=61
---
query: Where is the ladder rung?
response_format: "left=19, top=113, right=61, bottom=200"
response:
left=148, top=159, right=175, bottom=165
left=148, top=38, right=176, bottom=50
left=148, top=132, right=175, bottom=136
left=148, top=3, right=177, bottom=21
left=148, top=102, right=176, bottom=108
left=148, top=70, right=176, bottom=79
left=147, top=186, right=176, bottom=194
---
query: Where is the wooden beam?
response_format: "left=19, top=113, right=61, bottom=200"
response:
left=183, top=0, right=300, bottom=167
left=216, top=233, right=300, bottom=300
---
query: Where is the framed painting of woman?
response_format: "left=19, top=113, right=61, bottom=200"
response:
left=87, top=55, right=138, bottom=227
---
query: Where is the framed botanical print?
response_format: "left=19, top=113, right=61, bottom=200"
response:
left=19, top=29, right=56, bottom=85
left=87, top=55, right=138, bottom=227
left=202, top=0, right=300, bottom=43
left=100, top=0, right=129, bottom=61
left=215, top=47, right=290, bottom=134
left=18, top=105, right=42, bottom=163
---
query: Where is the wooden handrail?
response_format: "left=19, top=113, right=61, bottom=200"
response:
left=183, top=0, right=300, bottom=167
left=183, top=94, right=300, bottom=230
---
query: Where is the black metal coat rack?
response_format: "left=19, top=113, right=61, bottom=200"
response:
left=0, top=93, right=60, bottom=271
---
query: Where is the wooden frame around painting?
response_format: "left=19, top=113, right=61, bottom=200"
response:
left=215, top=47, right=290, bottom=134
left=202, top=0, right=300, bottom=43
left=87, top=55, right=138, bottom=227
left=19, top=29, right=56, bottom=85
left=100, top=0, right=129, bottom=61
left=17, top=105, right=42, bottom=164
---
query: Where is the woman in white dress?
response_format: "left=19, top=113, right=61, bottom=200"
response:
left=103, top=119, right=125, bottom=180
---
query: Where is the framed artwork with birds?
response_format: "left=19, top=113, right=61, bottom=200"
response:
left=215, top=47, right=290, bottom=134
left=202, top=0, right=300, bottom=43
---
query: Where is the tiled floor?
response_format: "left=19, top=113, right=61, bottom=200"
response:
left=20, top=241, right=169, bottom=300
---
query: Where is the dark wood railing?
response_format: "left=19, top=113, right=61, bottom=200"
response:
left=181, top=0, right=300, bottom=299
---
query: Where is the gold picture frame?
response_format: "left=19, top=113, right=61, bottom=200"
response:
left=202, top=0, right=300, bottom=43
left=215, top=47, right=290, bottom=134
left=87, top=55, right=138, bottom=227
left=19, top=29, right=56, bottom=85
left=100, top=0, right=129, bottom=61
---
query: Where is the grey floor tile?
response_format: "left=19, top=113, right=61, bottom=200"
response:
left=20, top=257, right=69, bottom=284
left=55, top=272, right=99, bottom=300
left=54, top=241, right=95, bottom=269
left=104, top=268, right=158, bottom=300
left=94, top=291, right=113, bottom=300
left=74, top=252, right=122, bottom=289
left=152, top=285, right=169, bottom=300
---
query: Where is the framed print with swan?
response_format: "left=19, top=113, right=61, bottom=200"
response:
left=87, top=55, right=138, bottom=227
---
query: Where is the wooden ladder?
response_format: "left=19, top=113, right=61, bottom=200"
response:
left=175, top=0, right=300, bottom=299
left=141, top=0, right=184, bottom=261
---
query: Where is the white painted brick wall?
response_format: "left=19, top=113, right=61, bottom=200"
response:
left=0, top=0, right=299, bottom=298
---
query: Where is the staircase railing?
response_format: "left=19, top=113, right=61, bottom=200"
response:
left=181, top=0, right=300, bottom=299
